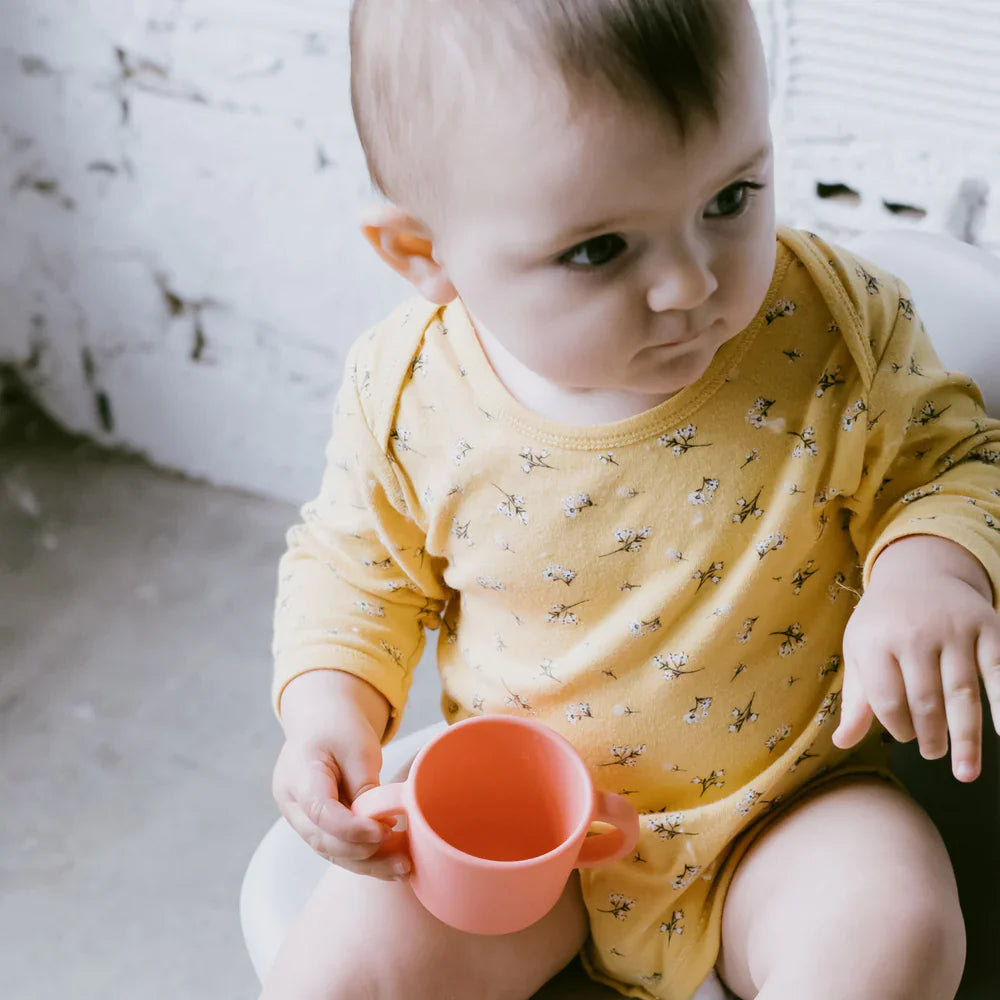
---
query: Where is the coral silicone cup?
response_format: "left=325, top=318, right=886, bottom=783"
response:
left=352, top=714, right=639, bottom=935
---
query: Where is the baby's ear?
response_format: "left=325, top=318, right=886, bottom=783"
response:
left=360, top=203, right=457, bottom=304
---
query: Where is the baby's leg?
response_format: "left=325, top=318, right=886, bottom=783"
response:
left=716, top=776, right=965, bottom=1000
left=258, top=845, right=589, bottom=1000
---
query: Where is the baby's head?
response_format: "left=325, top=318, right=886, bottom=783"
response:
left=350, top=0, right=776, bottom=402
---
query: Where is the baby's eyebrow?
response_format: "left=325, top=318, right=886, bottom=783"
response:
left=543, top=143, right=773, bottom=250
left=726, top=142, right=772, bottom=179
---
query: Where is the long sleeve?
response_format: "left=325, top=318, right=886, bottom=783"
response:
left=846, top=279, right=1000, bottom=608
left=271, top=338, right=451, bottom=740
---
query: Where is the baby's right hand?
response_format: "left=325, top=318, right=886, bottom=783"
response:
left=271, top=724, right=411, bottom=882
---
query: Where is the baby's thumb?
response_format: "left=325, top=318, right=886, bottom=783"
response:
left=334, top=738, right=384, bottom=807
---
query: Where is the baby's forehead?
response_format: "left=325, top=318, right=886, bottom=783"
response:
left=351, top=0, right=752, bottom=221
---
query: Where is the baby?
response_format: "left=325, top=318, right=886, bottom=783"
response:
left=262, top=2, right=1000, bottom=998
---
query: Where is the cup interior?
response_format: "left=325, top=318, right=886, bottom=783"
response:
left=413, top=718, right=590, bottom=862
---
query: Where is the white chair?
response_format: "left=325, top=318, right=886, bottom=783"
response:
left=240, top=228, right=1000, bottom=999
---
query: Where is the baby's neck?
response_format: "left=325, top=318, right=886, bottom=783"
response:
left=472, top=322, right=674, bottom=425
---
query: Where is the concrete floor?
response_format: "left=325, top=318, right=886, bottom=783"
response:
left=0, top=388, right=445, bottom=1000
left=2, top=383, right=996, bottom=999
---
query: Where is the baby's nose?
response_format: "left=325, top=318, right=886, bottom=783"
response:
left=646, top=255, right=718, bottom=314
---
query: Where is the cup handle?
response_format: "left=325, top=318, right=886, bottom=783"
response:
left=351, top=783, right=410, bottom=860
left=574, top=790, right=640, bottom=868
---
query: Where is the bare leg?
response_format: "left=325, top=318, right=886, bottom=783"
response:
left=258, top=862, right=589, bottom=1000
left=716, top=776, right=965, bottom=1000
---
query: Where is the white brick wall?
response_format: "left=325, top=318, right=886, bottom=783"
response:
left=1, top=0, right=998, bottom=502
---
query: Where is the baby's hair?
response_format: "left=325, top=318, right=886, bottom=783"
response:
left=350, top=0, right=735, bottom=220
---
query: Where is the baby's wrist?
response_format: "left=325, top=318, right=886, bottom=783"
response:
left=279, top=669, right=391, bottom=741
left=869, top=534, right=992, bottom=601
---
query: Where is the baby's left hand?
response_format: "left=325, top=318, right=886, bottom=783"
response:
left=834, top=536, right=1000, bottom=782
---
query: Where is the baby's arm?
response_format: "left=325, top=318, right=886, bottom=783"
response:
left=270, top=335, right=447, bottom=872
left=835, top=274, right=1000, bottom=778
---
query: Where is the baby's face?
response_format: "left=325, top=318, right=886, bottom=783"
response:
left=429, top=29, right=776, bottom=402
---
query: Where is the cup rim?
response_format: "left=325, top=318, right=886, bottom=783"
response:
left=407, top=714, right=596, bottom=867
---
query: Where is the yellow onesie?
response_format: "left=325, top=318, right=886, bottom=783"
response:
left=272, top=226, right=1000, bottom=1000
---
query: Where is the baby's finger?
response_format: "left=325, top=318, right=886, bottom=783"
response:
left=299, top=760, right=387, bottom=845
left=832, top=651, right=874, bottom=749
left=976, top=622, right=1000, bottom=737
left=898, top=646, right=947, bottom=760
left=856, top=648, right=914, bottom=744
left=284, top=799, right=389, bottom=864
left=338, top=853, right=413, bottom=883
left=940, top=638, right=982, bottom=782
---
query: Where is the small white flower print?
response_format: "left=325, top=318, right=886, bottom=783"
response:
left=732, top=489, right=764, bottom=524
left=600, top=744, right=647, bottom=767
left=736, top=617, right=758, bottom=644
left=816, top=367, right=845, bottom=397
left=653, top=651, right=703, bottom=681
left=454, top=439, right=472, bottom=464
left=901, top=484, right=943, bottom=504
left=736, top=788, right=763, bottom=817
left=671, top=864, right=702, bottom=890
left=542, top=564, right=577, bottom=585
left=599, top=452, right=619, bottom=465
left=356, top=600, right=385, bottom=618
left=770, top=622, right=807, bottom=655
left=746, top=396, right=775, bottom=429
left=688, top=477, right=720, bottom=505
left=563, top=493, right=595, bottom=518
left=538, top=658, right=561, bottom=683
left=617, top=485, right=642, bottom=499
left=451, top=517, right=473, bottom=546
left=692, top=559, right=724, bottom=590
left=659, top=910, right=685, bottom=944
left=598, top=893, right=635, bottom=920
left=519, top=446, right=555, bottom=473
left=729, top=694, right=759, bottom=733
left=476, top=576, right=504, bottom=591
left=755, top=532, right=787, bottom=559
left=493, top=484, right=528, bottom=524
left=692, top=769, right=726, bottom=796
left=788, top=426, right=818, bottom=457
left=765, top=724, right=792, bottom=752
left=765, top=298, right=796, bottom=323
left=683, top=696, right=713, bottom=724
left=646, top=813, right=691, bottom=841
left=906, top=400, right=952, bottom=432
left=816, top=690, right=841, bottom=724
left=600, top=525, right=652, bottom=557
left=566, top=703, right=593, bottom=725
left=547, top=600, right=586, bottom=625
left=629, top=616, right=661, bottom=638
left=841, top=399, right=867, bottom=431
left=379, top=640, right=403, bottom=668
left=658, top=423, right=710, bottom=455
left=390, top=426, right=422, bottom=454
left=819, top=654, right=842, bottom=678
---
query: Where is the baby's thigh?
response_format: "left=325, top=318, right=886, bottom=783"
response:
left=716, top=775, right=964, bottom=998
left=259, top=862, right=590, bottom=1000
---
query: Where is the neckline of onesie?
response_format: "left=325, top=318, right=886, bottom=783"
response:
left=441, top=226, right=795, bottom=451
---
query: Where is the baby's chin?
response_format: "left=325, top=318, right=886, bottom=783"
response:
left=624, top=337, right=723, bottom=395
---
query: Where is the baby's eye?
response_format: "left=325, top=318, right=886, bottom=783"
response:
left=706, top=181, right=765, bottom=219
left=558, top=233, right=627, bottom=269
